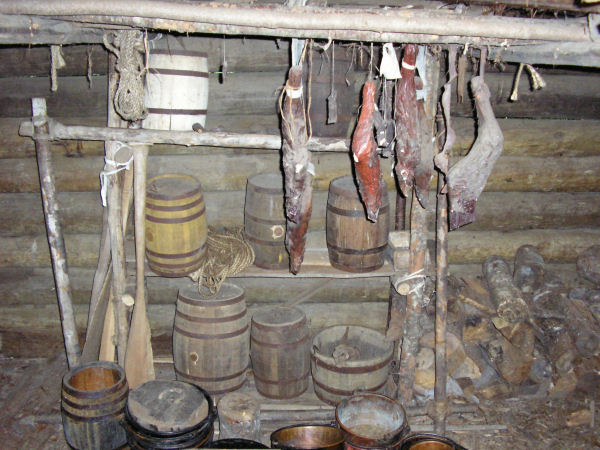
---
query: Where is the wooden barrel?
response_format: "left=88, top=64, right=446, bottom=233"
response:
left=250, top=306, right=310, bottom=399
left=145, top=174, right=207, bottom=277
left=326, top=176, right=389, bottom=273
left=311, top=326, right=393, bottom=406
left=173, top=283, right=249, bottom=395
left=61, top=361, right=128, bottom=450
left=143, top=48, right=209, bottom=131
left=244, top=172, right=289, bottom=270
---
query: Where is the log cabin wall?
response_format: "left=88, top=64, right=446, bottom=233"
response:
left=0, top=38, right=599, bottom=356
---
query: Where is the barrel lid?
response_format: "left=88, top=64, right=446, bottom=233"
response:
left=127, top=380, right=209, bottom=433
left=147, top=174, right=202, bottom=200
left=217, top=392, right=260, bottom=422
left=329, top=176, right=360, bottom=199
left=247, top=172, right=284, bottom=193
left=252, top=306, right=305, bottom=328
left=178, top=282, right=245, bottom=304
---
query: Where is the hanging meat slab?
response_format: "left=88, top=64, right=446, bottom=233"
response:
left=394, top=44, right=420, bottom=198
left=447, top=75, right=503, bottom=230
left=351, top=79, right=385, bottom=222
left=280, top=65, right=313, bottom=274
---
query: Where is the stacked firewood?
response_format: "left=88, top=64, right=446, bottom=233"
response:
left=413, top=244, right=600, bottom=403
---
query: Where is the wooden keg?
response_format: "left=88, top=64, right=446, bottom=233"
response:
left=143, top=48, right=209, bottom=131
left=244, top=172, right=289, bottom=270
left=173, top=283, right=249, bottom=395
left=311, top=326, right=393, bottom=406
left=326, top=176, right=389, bottom=272
left=145, top=174, right=207, bottom=277
left=61, top=361, right=128, bottom=450
left=250, top=306, right=310, bottom=399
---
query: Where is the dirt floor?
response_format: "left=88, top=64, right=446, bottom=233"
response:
left=1, top=343, right=599, bottom=450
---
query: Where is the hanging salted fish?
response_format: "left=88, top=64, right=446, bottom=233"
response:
left=327, top=42, right=338, bottom=124
left=394, top=44, right=420, bottom=198
left=352, top=78, right=385, bottom=222
left=447, top=50, right=503, bottom=230
left=434, top=46, right=458, bottom=177
left=280, top=65, right=313, bottom=274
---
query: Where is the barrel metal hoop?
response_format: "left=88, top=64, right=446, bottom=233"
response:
left=253, top=370, right=310, bottom=385
left=146, top=244, right=205, bottom=260
left=250, top=334, right=309, bottom=349
left=311, top=353, right=392, bottom=374
left=61, top=407, right=124, bottom=423
left=61, top=390, right=128, bottom=412
left=174, top=323, right=249, bottom=340
left=175, top=366, right=247, bottom=383
left=147, top=107, right=208, bottom=116
left=62, top=378, right=127, bottom=400
left=145, top=206, right=205, bottom=224
left=245, top=234, right=286, bottom=246
left=244, top=211, right=286, bottom=226
left=148, top=68, right=209, bottom=78
left=145, top=195, right=204, bottom=212
left=151, top=49, right=209, bottom=58
left=247, top=184, right=284, bottom=195
left=177, top=293, right=245, bottom=307
left=252, top=316, right=306, bottom=332
left=326, top=242, right=387, bottom=256
left=175, top=308, right=247, bottom=324
left=312, top=377, right=387, bottom=396
left=327, top=203, right=390, bottom=218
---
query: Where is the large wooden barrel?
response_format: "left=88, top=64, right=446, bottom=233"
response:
left=311, top=326, right=393, bottom=406
left=173, top=283, right=249, bottom=395
left=143, top=47, right=209, bottom=131
left=61, top=361, right=128, bottom=450
left=250, top=306, right=310, bottom=399
left=326, top=176, right=389, bottom=272
left=145, top=174, right=207, bottom=277
left=244, top=172, right=289, bottom=270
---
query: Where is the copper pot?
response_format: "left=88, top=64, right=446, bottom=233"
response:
left=399, top=433, right=467, bottom=450
left=271, top=424, right=345, bottom=450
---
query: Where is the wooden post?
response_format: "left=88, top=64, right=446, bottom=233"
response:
left=32, top=97, right=81, bottom=368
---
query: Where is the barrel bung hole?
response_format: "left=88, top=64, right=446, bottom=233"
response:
left=190, top=352, right=199, bottom=364
left=68, top=367, right=120, bottom=391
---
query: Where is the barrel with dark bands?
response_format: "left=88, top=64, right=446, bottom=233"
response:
left=61, top=361, right=128, bottom=450
left=250, top=306, right=310, bottom=399
left=145, top=174, right=207, bottom=277
left=326, top=176, right=390, bottom=273
left=174, top=283, right=249, bottom=395
left=244, top=172, right=289, bottom=270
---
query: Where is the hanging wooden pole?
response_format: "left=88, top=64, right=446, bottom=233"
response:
left=32, top=97, right=81, bottom=369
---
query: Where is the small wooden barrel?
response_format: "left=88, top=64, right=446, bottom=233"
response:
left=244, top=172, right=289, bottom=270
left=311, top=326, right=393, bottom=406
left=326, top=176, right=389, bottom=273
left=143, top=48, right=209, bottom=131
left=250, top=306, right=310, bottom=399
left=145, top=174, right=207, bottom=277
left=61, top=361, right=128, bottom=450
left=173, top=283, right=249, bottom=395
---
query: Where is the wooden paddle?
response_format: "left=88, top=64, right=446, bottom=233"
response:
left=124, top=144, right=155, bottom=389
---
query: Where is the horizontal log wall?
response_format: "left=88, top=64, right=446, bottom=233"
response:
left=0, top=40, right=598, bottom=356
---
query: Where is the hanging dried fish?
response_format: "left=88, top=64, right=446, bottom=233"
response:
left=435, top=46, right=458, bottom=176
left=351, top=79, right=385, bottom=222
left=447, top=75, right=503, bottom=230
left=280, top=66, right=313, bottom=274
left=394, top=44, right=420, bottom=198
left=414, top=101, right=433, bottom=209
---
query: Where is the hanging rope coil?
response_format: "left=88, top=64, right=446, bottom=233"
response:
left=104, top=30, right=148, bottom=122
left=189, top=227, right=255, bottom=296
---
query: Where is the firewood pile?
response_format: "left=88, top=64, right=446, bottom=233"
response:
left=412, top=244, right=600, bottom=403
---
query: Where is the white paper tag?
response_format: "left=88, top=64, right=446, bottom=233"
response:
left=379, top=43, right=401, bottom=80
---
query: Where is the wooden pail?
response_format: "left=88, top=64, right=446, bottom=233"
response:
left=173, top=283, right=249, bottom=395
left=61, top=361, right=128, bottom=450
left=244, top=172, right=289, bottom=270
left=250, top=306, right=310, bottom=399
left=326, top=176, right=389, bottom=273
left=145, top=174, right=207, bottom=277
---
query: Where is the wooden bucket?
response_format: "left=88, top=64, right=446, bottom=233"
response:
left=173, top=283, right=249, bottom=395
left=311, top=326, right=393, bottom=406
left=145, top=174, right=207, bottom=277
left=326, top=176, right=389, bottom=273
left=61, top=361, right=128, bottom=450
left=250, top=306, right=310, bottom=399
left=143, top=48, right=209, bottom=131
left=244, top=172, right=289, bottom=270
